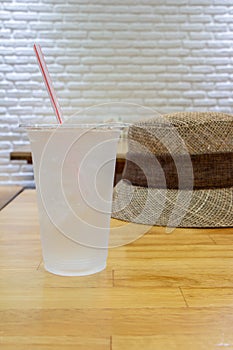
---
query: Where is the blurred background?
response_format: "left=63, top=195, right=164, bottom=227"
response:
left=1, top=0, right=233, bottom=186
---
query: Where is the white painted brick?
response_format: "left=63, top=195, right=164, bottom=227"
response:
left=11, top=174, right=34, bottom=182
left=3, top=3, right=28, bottom=11
left=130, top=73, right=158, bottom=82
left=205, top=6, right=228, bottom=15
left=0, top=29, right=11, bottom=38
left=63, top=31, right=87, bottom=40
left=88, top=13, right=139, bottom=23
left=1, top=99, right=19, bottom=107
left=168, top=99, right=192, bottom=106
left=83, top=74, right=107, bottom=82
left=14, top=47, right=34, bottom=56
left=66, top=82, right=88, bottom=90
left=15, top=82, right=41, bottom=90
left=156, top=57, right=181, bottom=65
left=165, top=0, right=188, bottom=3
left=2, top=1, right=233, bottom=185
left=4, top=20, right=27, bottom=30
left=193, top=99, right=217, bottom=107
left=143, top=98, right=172, bottom=107
left=216, top=83, right=232, bottom=90
left=0, top=164, right=20, bottom=173
left=206, top=23, right=228, bottom=32
left=15, top=65, right=38, bottom=73
left=215, top=33, right=233, bottom=40
left=215, top=15, right=233, bottom=23
left=188, top=0, right=213, bottom=4
left=5, top=133, right=22, bottom=143
left=216, top=66, right=233, bottom=73
left=0, top=64, right=13, bottom=72
left=0, top=90, right=6, bottom=98
left=41, top=0, right=64, bottom=3
left=4, top=56, right=35, bottom=64
left=191, top=66, right=215, bottom=74
left=218, top=98, right=233, bottom=106
left=126, top=23, right=152, bottom=31
left=0, top=141, right=12, bottom=150
left=180, top=23, right=204, bottom=31
left=39, top=13, right=64, bottom=22
left=183, top=91, right=206, bottom=99
left=0, top=157, right=10, bottom=165
left=208, top=91, right=232, bottom=98
left=141, top=49, right=166, bottom=56
left=0, top=11, right=11, bottom=20
left=6, top=73, right=31, bottom=81
left=59, top=91, right=82, bottom=99
left=208, top=58, right=231, bottom=65
left=13, top=0, right=38, bottom=2
left=21, top=164, right=33, bottom=172
left=153, top=6, right=179, bottom=15
left=163, top=15, right=187, bottom=23
left=30, top=21, right=54, bottom=30
left=0, top=113, right=16, bottom=124
left=189, top=15, right=212, bottom=23
left=166, top=49, right=190, bottom=57
left=166, top=81, right=193, bottom=90
left=82, top=90, right=107, bottom=98
left=28, top=4, right=54, bottom=12
left=207, top=74, right=230, bottom=83
left=163, top=32, right=187, bottom=40
left=19, top=98, right=44, bottom=107
left=91, top=65, right=114, bottom=73
left=139, top=65, right=165, bottom=73
left=183, top=41, right=206, bottom=49
left=166, top=66, right=189, bottom=74
left=192, top=49, right=226, bottom=57
left=38, top=32, right=63, bottom=41
left=12, top=12, right=38, bottom=21
left=0, top=107, right=7, bottom=115
left=180, top=6, right=203, bottom=15
left=8, top=107, right=34, bottom=115
left=189, top=32, right=213, bottom=40
left=13, top=31, right=37, bottom=39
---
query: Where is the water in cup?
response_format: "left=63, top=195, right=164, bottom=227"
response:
left=25, top=123, right=123, bottom=276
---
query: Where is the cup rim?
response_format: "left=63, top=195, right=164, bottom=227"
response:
left=20, top=122, right=131, bottom=130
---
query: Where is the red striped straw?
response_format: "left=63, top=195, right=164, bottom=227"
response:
left=33, top=43, right=63, bottom=124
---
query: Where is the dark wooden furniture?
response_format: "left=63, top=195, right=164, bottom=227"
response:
left=10, top=142, right=127, bottom=185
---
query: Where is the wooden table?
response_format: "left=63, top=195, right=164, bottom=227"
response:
left=0, top=185, right=23, bottom=210
left=1, top=190, right=233, bottom=349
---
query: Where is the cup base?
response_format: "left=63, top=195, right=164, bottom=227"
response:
left=44, top=262, right=107, bottom=277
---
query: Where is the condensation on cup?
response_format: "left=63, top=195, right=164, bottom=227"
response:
left=24, top=123, right=126, bottom=276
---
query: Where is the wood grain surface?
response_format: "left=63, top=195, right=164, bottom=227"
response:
left=0, top=185, right=23, bottom=210
left=1, top=190, right=233, bottom=350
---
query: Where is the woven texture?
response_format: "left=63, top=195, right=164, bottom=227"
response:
left=112, top=111, right=233, bottom=227
left=122, top=152, right=233, bottom=189
left=128, top=111, right=233, bottom=155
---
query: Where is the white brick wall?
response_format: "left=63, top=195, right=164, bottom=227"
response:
left=1, top=0, right=233, bottom=186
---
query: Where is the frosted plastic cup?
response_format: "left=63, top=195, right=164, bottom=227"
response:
left=23, top=123, right=126, bottom=276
